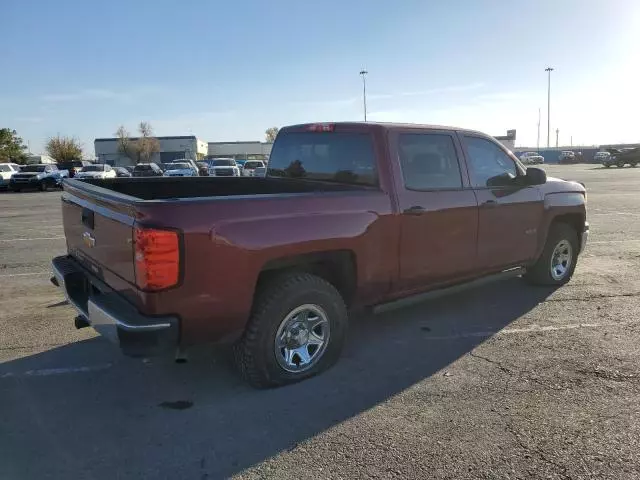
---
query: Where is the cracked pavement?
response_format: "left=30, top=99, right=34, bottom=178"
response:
left=2, top=164, right=640, bottom=479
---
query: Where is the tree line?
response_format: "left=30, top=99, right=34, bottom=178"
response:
left=1, top=124, right=280, bottom=165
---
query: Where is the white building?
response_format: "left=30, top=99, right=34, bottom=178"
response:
left=26, top=154, right=56, bottom=164
left=494, top=129, right=516, bottom=151
left=207, top=141, right=272, bottom=161
left=94, top=135, right=208, bottom=166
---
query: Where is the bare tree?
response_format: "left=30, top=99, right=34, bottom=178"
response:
left=265, top=127, right=279, bottom=143
left=46, top=135, right=83, bottom=161
left=115, top=122, right=160, bottom=163
left=137, top=121, right=160, bottom=163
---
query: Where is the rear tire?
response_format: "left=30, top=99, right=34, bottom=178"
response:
left=525, top=223, right=579, bottom=286
left=234, top=273, right=348, bottom=388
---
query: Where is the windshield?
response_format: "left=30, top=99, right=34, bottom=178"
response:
left=81, top=165, right=105, bottom=172
left=244, top=161, right=264, bottom=169
left=168, top=162, right=191, bottom=169
left=212, top=159, right=236, bottom=167
left=268, top=131, right=377, bottom=186
left=0, top=165, right=11, bottom=172
left=21, top=165, right=47, bottom=172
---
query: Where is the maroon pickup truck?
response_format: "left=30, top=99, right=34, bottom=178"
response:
left=52, top=122, right=588, bottom=387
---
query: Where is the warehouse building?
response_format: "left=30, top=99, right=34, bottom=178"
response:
left=94, top=135, right=208, bottom=166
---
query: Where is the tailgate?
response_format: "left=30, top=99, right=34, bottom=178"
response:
left=62, top=188, right=137, bottom=285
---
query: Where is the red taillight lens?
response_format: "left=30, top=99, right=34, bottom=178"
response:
left=134, top=227, right=180, bottom=291
left=305, top=123, right=335, bottom=132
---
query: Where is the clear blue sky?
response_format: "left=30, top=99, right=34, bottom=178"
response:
left=2, top=0, right=639, bottom=156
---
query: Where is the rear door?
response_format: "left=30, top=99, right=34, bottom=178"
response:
left=62, top=187, right=136, bottom=284
left=389, top=129, right=478, bottom=291
left=460, top=134, right=543, bottom=271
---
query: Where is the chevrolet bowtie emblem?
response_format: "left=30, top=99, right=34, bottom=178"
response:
left=83, top=232, right=96, bottom=248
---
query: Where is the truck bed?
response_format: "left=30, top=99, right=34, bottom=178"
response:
left=74, top=176, right=367, bottom=200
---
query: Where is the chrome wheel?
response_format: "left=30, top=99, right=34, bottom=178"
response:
left=274, top=304, right=330, bottom=373
left=550, top=239, right=573, bottom=281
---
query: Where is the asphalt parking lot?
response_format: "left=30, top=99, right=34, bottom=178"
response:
left=2, top=164, right=640, bottom=479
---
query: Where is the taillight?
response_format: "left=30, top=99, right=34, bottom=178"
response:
left=134, top=227, right=180, bottom=291
left=306, top=123, right=335, bottom=132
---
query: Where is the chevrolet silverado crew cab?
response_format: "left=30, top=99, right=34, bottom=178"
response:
left=51, top=122, right=588, bottom=387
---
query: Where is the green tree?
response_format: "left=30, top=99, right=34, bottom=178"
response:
left=0, top=128, right=28, bottom=164
left=46, top=135, right=83, bottom=161
left=265, top=127, right=279, bottom=143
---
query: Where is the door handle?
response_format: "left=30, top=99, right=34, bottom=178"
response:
left=403, top=206, right=426, bottom=215
left=481, top=200, right=498, bottom=208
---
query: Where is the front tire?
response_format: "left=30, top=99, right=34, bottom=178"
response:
left=525, top=223, right=579, bottom=286
left=234, top=273, right=348, bottom=388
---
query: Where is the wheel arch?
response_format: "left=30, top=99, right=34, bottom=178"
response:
left=256, top=250, right=357, bottom=307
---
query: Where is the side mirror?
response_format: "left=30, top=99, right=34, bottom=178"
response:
left=526, top=167, right=547, bottom=185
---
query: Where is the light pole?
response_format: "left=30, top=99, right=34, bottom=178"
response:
left=545, top=67, right=554, bottom=148
left=359, top=69, right=368, bottom=122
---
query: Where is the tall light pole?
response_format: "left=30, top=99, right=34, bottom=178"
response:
left=359, top=69, right=368, bottom=122
left=545, top=67, right=554, bottom=148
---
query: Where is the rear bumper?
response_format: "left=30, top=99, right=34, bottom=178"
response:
left=51, top=255, right=179, bottom=356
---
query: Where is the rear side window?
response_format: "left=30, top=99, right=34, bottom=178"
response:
left=398, top=133, right=462, bottom=190
left=268, top=132, right=377, bottom=186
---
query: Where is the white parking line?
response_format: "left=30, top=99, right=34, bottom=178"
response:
left=1, top=363, right=112, bottom=379
left=0, top=236, right=65, bottom=242
left=0, top=272, right=50, bottom=278
left=422, top=321, right=633, bottom=341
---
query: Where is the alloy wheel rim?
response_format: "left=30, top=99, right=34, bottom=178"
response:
left=550, top=239, right=573, bottom=280
left=274, top=304, right=330, bottom=373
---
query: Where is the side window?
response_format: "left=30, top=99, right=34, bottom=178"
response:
left=463, top=136, right=517, bottom=188
left=398, top=133, right=462, bottom=190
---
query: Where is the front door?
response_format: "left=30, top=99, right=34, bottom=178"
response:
left=391, top=131, right=479, bottom=292
left=460, top=135, right=544, bottom=271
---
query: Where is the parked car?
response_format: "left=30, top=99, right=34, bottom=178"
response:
left=558, top=151, right=577, bottom=164
left=605, top=147, right=640, bottom=168
left=206, top=158, right=241, bottom=176
left=595, top=151, right=612, bottom=166
left=57, top=160, right=92, bottom=178
left=241, top=160, right=266, bottom=176
left=10, top=164, right=68, bottom=191
left=113, top=167, right=132, bottom=177
left=164, top=161, right=199, bottom=177
left=0, top=163, right=22, bottom=189
left=51, top=122, right=588, bottom=388
left=132, top=163, right=164, bottom=177
left=75, top=164, right=117, bottom=180
left=518, top=152, right=544, bottom=165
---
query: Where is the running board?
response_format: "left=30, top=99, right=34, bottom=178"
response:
left=372, top=267, right=526, bottom=315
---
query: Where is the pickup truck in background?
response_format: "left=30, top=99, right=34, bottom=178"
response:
left=51, top=122, right=588, bottom=387
left=10, top=164, right=68, bottom=191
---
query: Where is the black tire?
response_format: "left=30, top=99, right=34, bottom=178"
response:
left=617, top=162, right=625, bottom=168
left=11, top=188, right=20, bottom=193
left=525, top=222, right=579, bottom=286
left=234, top=272, right=348, bottom=388
left=631, top=162, right=638, bottom=168
left=40, top=180, right=51, bottom=192
left=604, top=164, right=611, bottom=168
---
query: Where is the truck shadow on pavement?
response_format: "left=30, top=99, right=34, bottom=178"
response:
left=1, top=277, right=555, bottom=479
